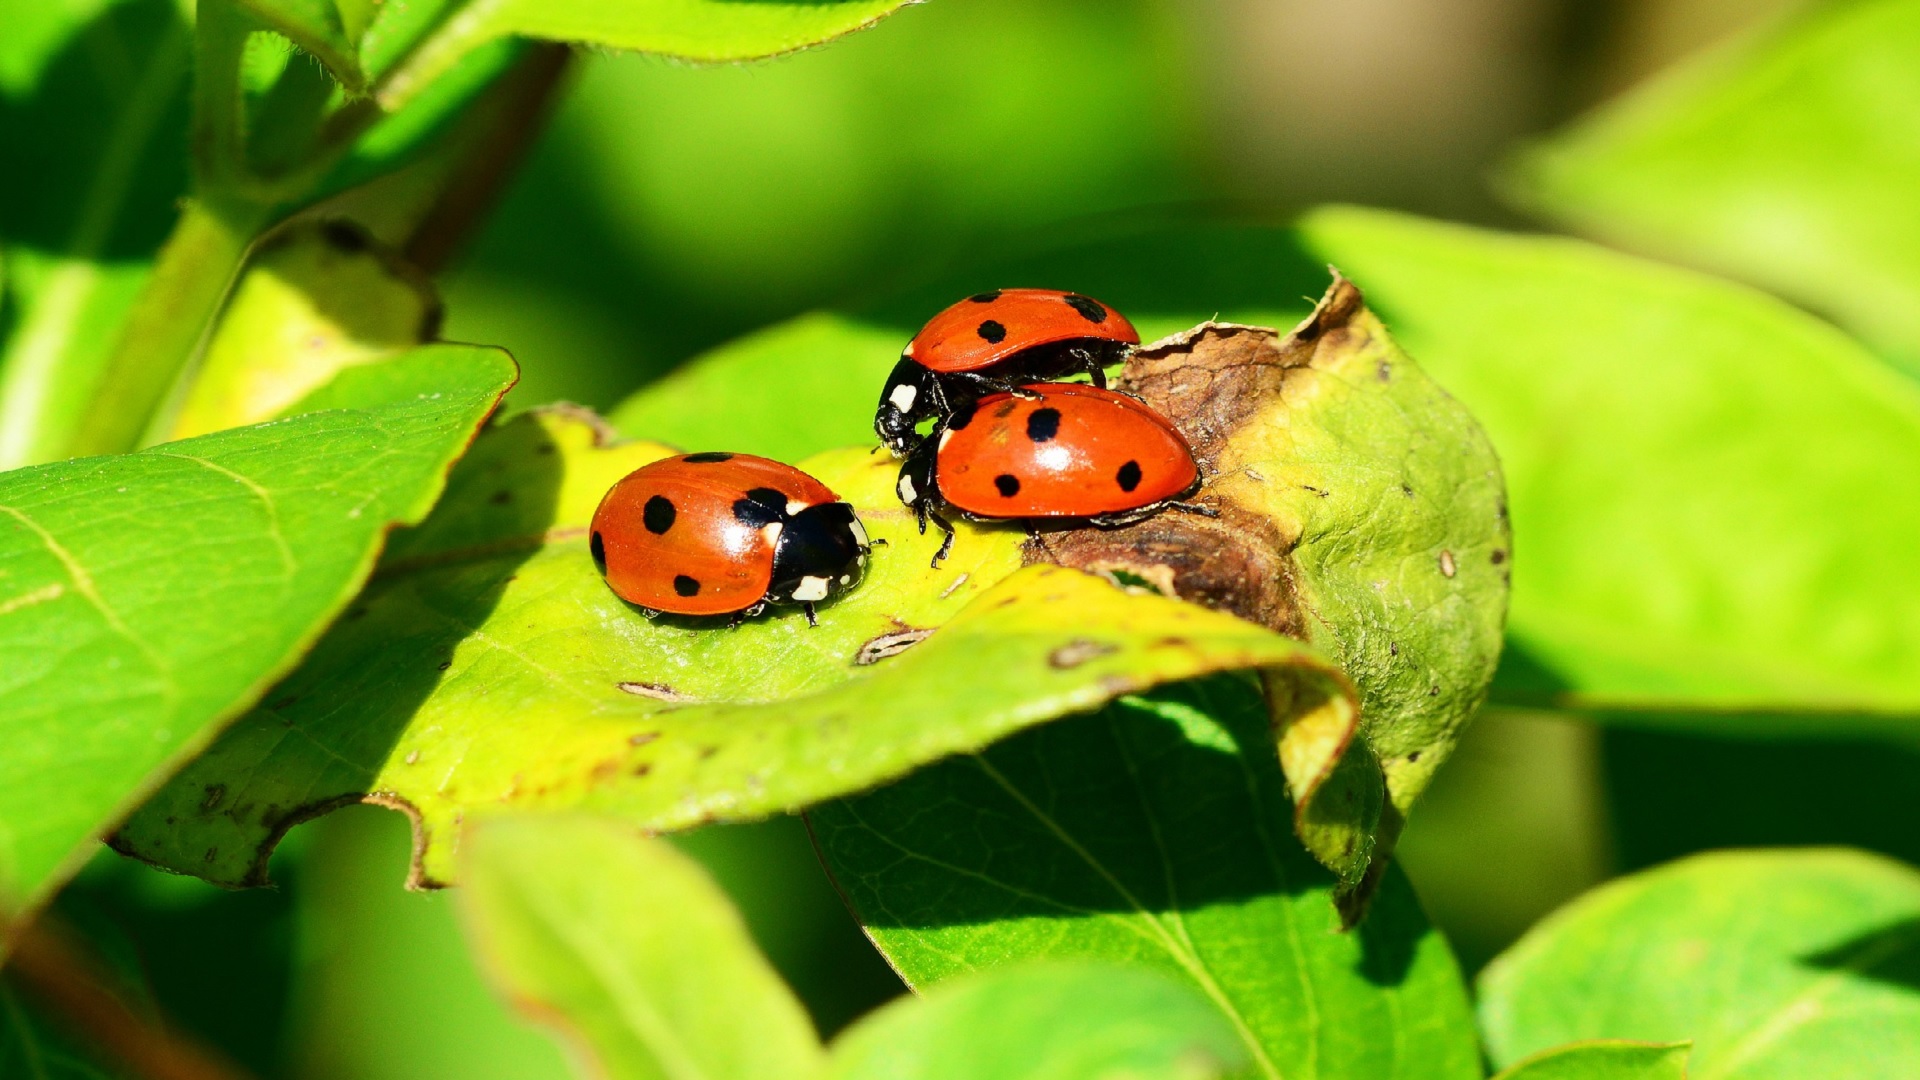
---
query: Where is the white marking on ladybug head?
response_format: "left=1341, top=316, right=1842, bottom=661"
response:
left=902, top=341, right=917, bottom=358
left=793, top=576, right=830, bottom=602
left=786, top=498, right=808, bottom=516
left=761, top=522, right=785, bottom=545
left=889, top=383, right=918, bottom=414
left=897, top=474, right=918, bottom=505
left=838, top=574, right=852, bottom=585
left=848, top=517, right=869, bottom=547
left=938, top=427, right=953, bottom=450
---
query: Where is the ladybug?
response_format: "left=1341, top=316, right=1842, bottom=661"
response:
left=590, top=452, right=876, bottom=626
left=874, top=288, right=1139, bottom=456
left=895, top=384, right=1215, bottom=566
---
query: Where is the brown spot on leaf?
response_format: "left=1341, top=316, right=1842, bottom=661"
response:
left=630, top=731, right=660, bottom=747
left=1491, top=549, right=1507, bottom=565
left=201, top=785, right=226, bottom=811
left=1048, top=639, right=1119, bottom=669
left=1439, top=550, right=1457, bottom=578
left=857, top=627, right=935, bottom=666
left=618, top=681, right=689, bottom=702
left=490, top=490, right=512, bottom=505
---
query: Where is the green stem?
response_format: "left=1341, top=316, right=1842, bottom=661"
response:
left=66, top=198, right=267, bottom=458
left=60, top=0, right=265, bottom=459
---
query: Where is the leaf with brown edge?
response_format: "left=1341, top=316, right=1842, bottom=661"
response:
left=113, top=405, right=1352, bottom=890
left=1033, top=274, right=1510, bottom=914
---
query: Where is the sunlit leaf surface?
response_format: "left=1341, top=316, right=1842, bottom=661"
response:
left=0, top=345, right=514, bottom=930
left=1480, top=849, right=1920, bottom=1078
left=811, top=676, right=1483, bottom=1080
left=116, top=407, right=1350, bottom=888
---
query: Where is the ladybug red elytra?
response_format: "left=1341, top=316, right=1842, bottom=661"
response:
left=590, top=452, right=876, bottom=626
left=895, top=384, right=1214, bottom=566
left=875, top=288, right=1139, bottom=456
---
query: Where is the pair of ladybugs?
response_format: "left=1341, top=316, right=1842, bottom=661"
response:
left=590, top=289, right=1208, bottom=623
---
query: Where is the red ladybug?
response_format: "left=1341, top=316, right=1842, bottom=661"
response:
left=875, top=289, right=1139, bottom=456
left=895, top=384, right=1214, bottom=566
left=590, top=452, right=875, bottom=625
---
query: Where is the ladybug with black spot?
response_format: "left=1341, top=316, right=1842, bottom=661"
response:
left=895, top=384, right=1216, bottom=566
left=590, top=452, right=876, bottom=626
left=874, top=288, right=1139, bottom=456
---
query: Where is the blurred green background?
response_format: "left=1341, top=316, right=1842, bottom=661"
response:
left=26, top=0, right=1911, bottom=1074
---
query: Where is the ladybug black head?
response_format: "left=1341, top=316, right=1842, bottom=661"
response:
left=875, top=357, right=938, bottom=457
left=767, top=502, right=871, bottom=607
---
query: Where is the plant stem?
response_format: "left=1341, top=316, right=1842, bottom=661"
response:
left=66, top=197, right=268, bottom=458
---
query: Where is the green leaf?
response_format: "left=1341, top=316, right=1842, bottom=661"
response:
left=1298, top=206, right=1920, bottom=719
left=617, top=283, right=1512, bottom=897
left=0, top=0, right=193, bottom=469
left=1479, top=848, right=1920, bottom=1077
left=459, top=814, right=826, bottom=1080
left=809, top=676, right=1483, bottom=1080
left=826, top=963, right=1247, bottom=1080
left=369, top=0, right=921, bottom=110
left=1490, top=1042, right=1691, bottom=1080
left=607, top=313, right=900, bottom=461
left=1504, top=0, right=1920, bottom=374
left=113, top=405, right=1352, bottom=889
left=166, top=221, right=439, bottom=439
left=0, top=344, right=514, bottom=932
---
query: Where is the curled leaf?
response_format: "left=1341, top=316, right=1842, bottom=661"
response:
left=1035, top=275, right=1509, bottom=906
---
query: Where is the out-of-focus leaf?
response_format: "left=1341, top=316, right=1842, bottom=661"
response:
left=115, top=406, right=1350, bottom=889
left=288, top=807, right=573, bottom=1080
left=168, top=221, right=439, bottom=439
left=0, top=345, right=514, bottom=936
left=1490, top=1042, right=1691, bottom=1080
left=1300, top=206, right=1920, bottom=721
left=825, top=963, right=1246, bottom=1080
left=0, top=0, right=192, bottom=469
left=370, top=0, right=920, bottom=111
left=1505, top=0, right=1920, bottom=374
left=460, top=814, right=826, bottom=1080
left=810, top=676, right=1483, bottom=1080
left=1479, top=849, right=1920, bottom=1077
left=608, top=313, right=899, bottom=460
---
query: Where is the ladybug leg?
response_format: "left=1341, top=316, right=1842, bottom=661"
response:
left=803, top=602, right=819, bottom=628
left=726, top=601, right=767, bottom=630
left=1072, top=346, right=1110, bottom=390
left=1168, top=500, right=1221, bottom=519
left=926, top=509, right=956, bottom=568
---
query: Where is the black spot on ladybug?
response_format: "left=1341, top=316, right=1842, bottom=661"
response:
left=643, top=495, right=676, bottom=534
left=1063, top=294, right=1107, bottom=323
left=732, top=497, right=780, bottom=527
left=977, top=320, right=1008, bottom=344
left=590, top=532, right=607, bottom=573
left=948, top=398, right=979, bottom=431
left=969, top=290, right=1002, bottom=303
left=994, top=474, right=1021, bottom=497
left=683, top=451, right=734, bottom=463
left=673, top=575, right=700, bottom=597
left=744, top=487, right=787, bottom=513
left=1026, top=407, right=1061, bottom=443
left=1116, top=460, right=1143, bottom=492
